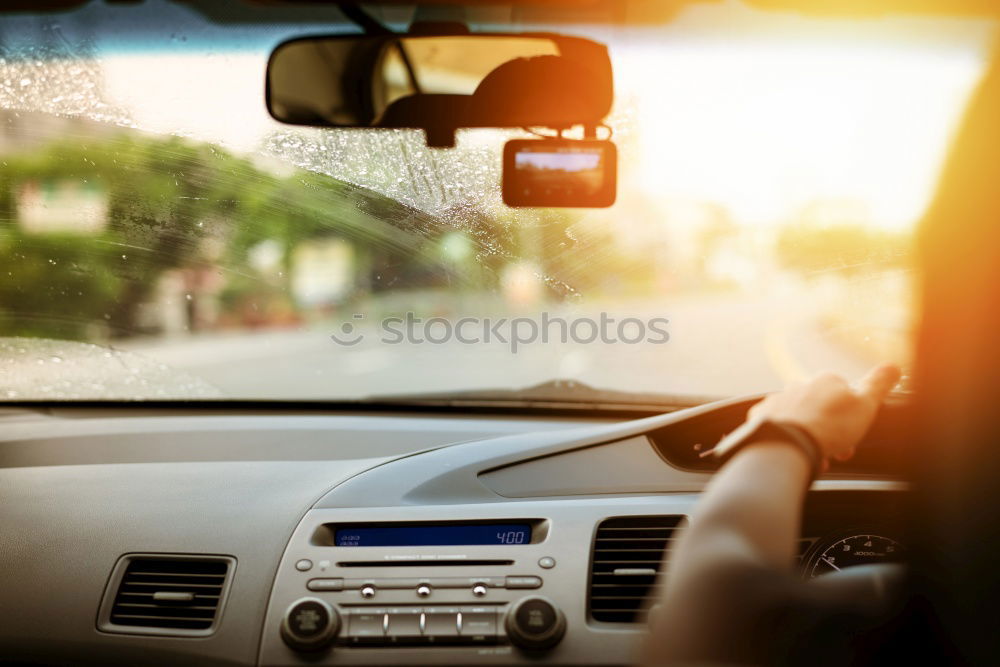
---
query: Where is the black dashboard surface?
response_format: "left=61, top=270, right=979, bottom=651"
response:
left=647, top=397, right=913, bottom=477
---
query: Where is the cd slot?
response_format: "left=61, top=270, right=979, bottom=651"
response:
left=336, top=559, right=514, bottom=568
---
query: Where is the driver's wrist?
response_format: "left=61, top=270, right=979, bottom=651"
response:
left=731, top=438, right=815, bottom=478
left=708, top=418, right=825, bottom=481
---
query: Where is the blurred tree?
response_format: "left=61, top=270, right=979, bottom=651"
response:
left=0, top=130, right=443, bottom=340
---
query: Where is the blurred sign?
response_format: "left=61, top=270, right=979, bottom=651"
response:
left=291, top=238, right=354, bottom=308
left=17, top=180, right=108, bottom=234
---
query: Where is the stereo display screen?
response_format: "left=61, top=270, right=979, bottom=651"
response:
left=334, top=523, right=532, bottom=547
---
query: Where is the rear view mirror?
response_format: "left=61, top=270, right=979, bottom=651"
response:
left=503, top=139, right=617, bottom=208
left=266, top=32, right=613, bottom=146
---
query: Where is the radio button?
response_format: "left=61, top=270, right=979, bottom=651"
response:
left=424, top=610, right=460, bottom=639
left=458, top=606, right=497, bottom=643
left=416, top=584, right=432, bottom=598
left=346, top=609, right=386, bottom=644
left=306, top=578, right=344, bottom=592
left=386, top=608, right=423, bottom=638
left=505, top=576, right=542, bottom=589
left=471, top=584, right=488, bottom=598
left=360, top=585, right=376, bottom=599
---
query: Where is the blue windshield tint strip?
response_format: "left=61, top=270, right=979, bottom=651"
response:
left=334, top=523, right=532, bottom=547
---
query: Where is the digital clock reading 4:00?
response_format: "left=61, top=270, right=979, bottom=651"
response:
left=496, top=530, right=528, bottom=544
left=334, top=523, right=533, bottom=547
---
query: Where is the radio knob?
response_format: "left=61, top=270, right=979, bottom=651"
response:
left=505, top=596, right=566, bottom=651
left=360, top=585, right=376, bottom=599
left=281, top=597, right=339, bottom=651
left=416, top=584, right=432, bottom=598
left=471, top=584, right=488, bottom=598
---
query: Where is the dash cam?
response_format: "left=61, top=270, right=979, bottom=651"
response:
left=502, top=138, right=617, bottom=208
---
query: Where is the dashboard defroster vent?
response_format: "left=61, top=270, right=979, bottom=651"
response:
left=99, top=554, right=234, bottom=637
left=588, top=515, right=683, bottom=623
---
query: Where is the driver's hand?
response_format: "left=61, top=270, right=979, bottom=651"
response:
left=747, top=363, right=901, bottom=462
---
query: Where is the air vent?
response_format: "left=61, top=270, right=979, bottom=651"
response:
left=99, top=555, right=234, bottom=637
left=588, top=515, right=683, bottom=623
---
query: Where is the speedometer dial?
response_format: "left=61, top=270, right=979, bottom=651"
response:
left=807, top=534, right=904, bottom=578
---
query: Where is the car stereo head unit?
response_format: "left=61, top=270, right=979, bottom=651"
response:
left=267, top=517, right=566, bottom=658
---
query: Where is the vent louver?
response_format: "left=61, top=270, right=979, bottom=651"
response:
left=102, top=555, right=233, bottom=636
left=588, top=515, right=683, bottom=623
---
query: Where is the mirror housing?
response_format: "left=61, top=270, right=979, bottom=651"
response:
left=266, top=32, right=613, bottom=146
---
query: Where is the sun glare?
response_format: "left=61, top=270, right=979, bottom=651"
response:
left=616, top=41, right=987, bottom=231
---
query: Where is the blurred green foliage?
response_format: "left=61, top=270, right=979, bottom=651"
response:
left=0, top=130, right=443, bottom=339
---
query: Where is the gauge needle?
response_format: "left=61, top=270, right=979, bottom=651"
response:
left=820, top=557, right=842, bottom=571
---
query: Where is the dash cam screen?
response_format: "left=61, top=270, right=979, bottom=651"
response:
left=514, top=145, right=605, bottom=197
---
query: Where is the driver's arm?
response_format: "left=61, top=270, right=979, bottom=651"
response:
left=643, top=364, right=900, bottom=665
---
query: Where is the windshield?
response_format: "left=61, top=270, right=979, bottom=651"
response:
left=0, top=1, right=994, bottom=403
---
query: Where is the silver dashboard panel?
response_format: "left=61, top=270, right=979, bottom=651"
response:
left=257, top=399, right=906, bottom=665
left=260, top=495, right=698, bottom=666
left=261, top=483, right=906, bottom=666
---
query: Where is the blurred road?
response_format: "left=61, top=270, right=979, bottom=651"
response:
left=119, top=290, right=875, bottom=401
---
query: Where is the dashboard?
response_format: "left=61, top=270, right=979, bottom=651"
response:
left=0, top=396, right=909, bottom=666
